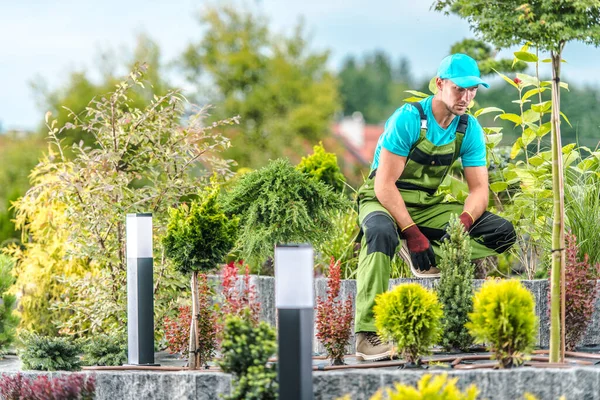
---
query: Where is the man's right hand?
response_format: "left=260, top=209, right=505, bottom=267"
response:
left=401, top=224, right=436, bottom=272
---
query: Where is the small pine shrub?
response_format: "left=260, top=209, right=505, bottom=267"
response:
left=315, top=257, right=354, bottom=364
left=373, top=283, right=443, bottom=364
left=437, top=214, right=474, bottom=351
left=547, top=232, right=600, bottom=351
left=222, top=158, right=350, bottom=268
left=19, top=332, right=82, bottom=371
left=467, top=279, right=537, bottom=368
left=221, top=260, right=260, bottom=323
left=81, top=333, right=126, bottom=366
left=219, top=311, right=277, bottom=400
left=368, top=373, right=479, bottom=400
left=0, top=255, right=19, bottom=355
left=296, top=141, right=347, bottom=193
left=0, top=373, right=95, bottom=400
left=164, top=305, right=192, bottom=356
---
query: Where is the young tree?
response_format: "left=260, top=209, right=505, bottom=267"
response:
left=433, top=0, right=600, bottom=363
left=180, top=5, right=340, bottom=169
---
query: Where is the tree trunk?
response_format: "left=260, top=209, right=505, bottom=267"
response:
left=549, top=47, right=566, bottom=364
left=188, top=271, right=201, bottom=369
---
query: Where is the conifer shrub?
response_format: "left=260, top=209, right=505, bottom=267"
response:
left=18, top=332, right=82, bottom=371
left=81, top=333, right=126, bottom=367
left=222, top=158, right=350, bottom=269
left=467, top=279, right=537, bottom=368
left=296, top=142, right=347, bottom=193
left=219, top=310, right=277, bottom=400
left=373, top=283, right=443, bottom=364
left=0, top=255, right=19, bottom=355
left=547, top=232, right=600, bottom=351
left=437, top=214, right=474, bottom=351
left=368, top=373, right=479, bottom=400
left=315, top=257, right=354, bottom=365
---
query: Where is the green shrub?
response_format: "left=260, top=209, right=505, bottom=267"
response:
left=296, top=141, right=347, bottom=193
left=368, top=373, right=479, bottom=400
left=437, top=215, right=474, bottom=351
left=0, top=255, right=18, bottom=355
left=19, top=332, right=82, bottom=371
left=81, top=333, right=127, bottom=366
left=373, top=283, right=443, bottom=364
left=466, top=279, right=537, bottom=368
left=223, top=158, right=350, bottom=270
left=219, top=310, right=278, bottom=400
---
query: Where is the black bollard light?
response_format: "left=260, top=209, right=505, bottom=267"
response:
left=126, top=213, right=159, bottom=366
left=275, top=244, right=314, bottom=400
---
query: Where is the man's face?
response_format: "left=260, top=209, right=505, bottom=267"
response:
left=437, top=78, right=478, bottom=116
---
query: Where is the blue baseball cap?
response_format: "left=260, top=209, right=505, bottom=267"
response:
left=437, top=53, right=489, bottom=89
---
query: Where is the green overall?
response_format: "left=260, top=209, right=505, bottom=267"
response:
left=354, top=103, right=515, bottom=332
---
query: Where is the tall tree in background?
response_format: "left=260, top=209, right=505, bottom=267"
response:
left=338, top=51, right=413, bottom=124
left=179, top=5, right=340, bottom=169
left=434, top=0, right=600, bottom=363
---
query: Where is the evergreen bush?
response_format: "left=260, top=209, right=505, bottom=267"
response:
left=219, top=310, right=277, bottom=400
left=373, top=283, right=443, bottom=364
left=467, top=279, right=537, bottom=368
left=368, top=373, right=479, bottom=400
left=81, top=333, right=126, bottom=366
left=18, top=332, right=82, bottom=371
left=296, top=142, right=347, bottom=193
left=0, top=255, right=18, bottom=355
left=437, top=214, right=474, bottom=351
left=222, top=158, right=350, bottom=269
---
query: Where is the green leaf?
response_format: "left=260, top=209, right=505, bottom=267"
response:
left=522, top=128, right=536, bottom=146
left=560, top=112, right=572, bottom=127
left=522, top=109, right=541, bottom=125
left=514, top=51, right=538, bottom=63
left=474, top=107, right=504, bottom=118
left=529, top=155, right=546, bottom=167
left=494, top=69, right=519, bottom=89
left=531, top=101, right=552, bottom=113
left=522, top=87, right=547, bottom=102
left=428, top=77, right=438, bottom=95
left=562, top=143, right=577, bottom=154
left=510, top=138, right=523, bottom=159
left=485, top=133, right=503, bottom=148
left=403, top=96, right=425, bottom=103
left=490, top=182, right=508, bottom=193
left=537, top=122, right=552, bottom=138
left=497, top=113, right=522, bottom=126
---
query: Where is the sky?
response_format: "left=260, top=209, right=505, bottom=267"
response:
left=2, top=0, right=600, bottom=131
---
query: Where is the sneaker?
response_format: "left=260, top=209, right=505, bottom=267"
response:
left=355, top=332, right=392, bottom=361
left=399, top=239, right=441, bottom=278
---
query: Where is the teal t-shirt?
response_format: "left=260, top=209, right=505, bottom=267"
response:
left=371, top=96, right=486, bottom=169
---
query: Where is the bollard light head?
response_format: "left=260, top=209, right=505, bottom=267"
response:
left=274, top=244, right=313, bottom=309
left=126, top=213, right=153, bottom=258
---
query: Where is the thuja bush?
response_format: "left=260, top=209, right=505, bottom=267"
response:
left=547, top=233, right=600, bottom=351
left=81, top=333, right=126, bottom=367
left=296, top=141, right=347, bottom=193
left=219, top=311, right=277, bottom=400
left=437, top=215, right=474, bottom=351
left=315, top=257, right=353, bottom=365
left=18, top=332, right=82, bottom=371
left=373, top=283, right=443, bottom=364
left=0, top=255, right=19, bottom=355
left=223, top=158, right=350, bottom=269
left=0, top=373, right=95, bottom=400
left=368, top=373, right=479, bottom=400
left=467, top=279, right=537, bottom=368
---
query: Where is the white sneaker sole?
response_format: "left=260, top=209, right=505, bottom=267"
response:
left=399, top=240, right=440, bottom=279
left=355, top=350, right=392, bottom=362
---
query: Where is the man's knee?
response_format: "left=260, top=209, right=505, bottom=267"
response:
left=362, top=212, right=398, bottom=258
left=472, top=212, right=516, bottom=254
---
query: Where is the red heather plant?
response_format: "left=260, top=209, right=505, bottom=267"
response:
left=0, top=373, right=95, bottom=400
left=164, top=305, right=192, bottom=357
left=196, top=273, right=219, bottom=368
left=221, top=260, right=260, bottom=324
left=315, top=257, right=354, bottom=365
left=548, top=233, right=600, bottom=351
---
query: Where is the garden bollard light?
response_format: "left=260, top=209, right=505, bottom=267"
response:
left=126, top=213, right=159, bottom=366
left=275, top=244, right=314, bottom=400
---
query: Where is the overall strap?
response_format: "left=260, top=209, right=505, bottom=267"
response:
left=452, top=114, right=469, bottom=160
